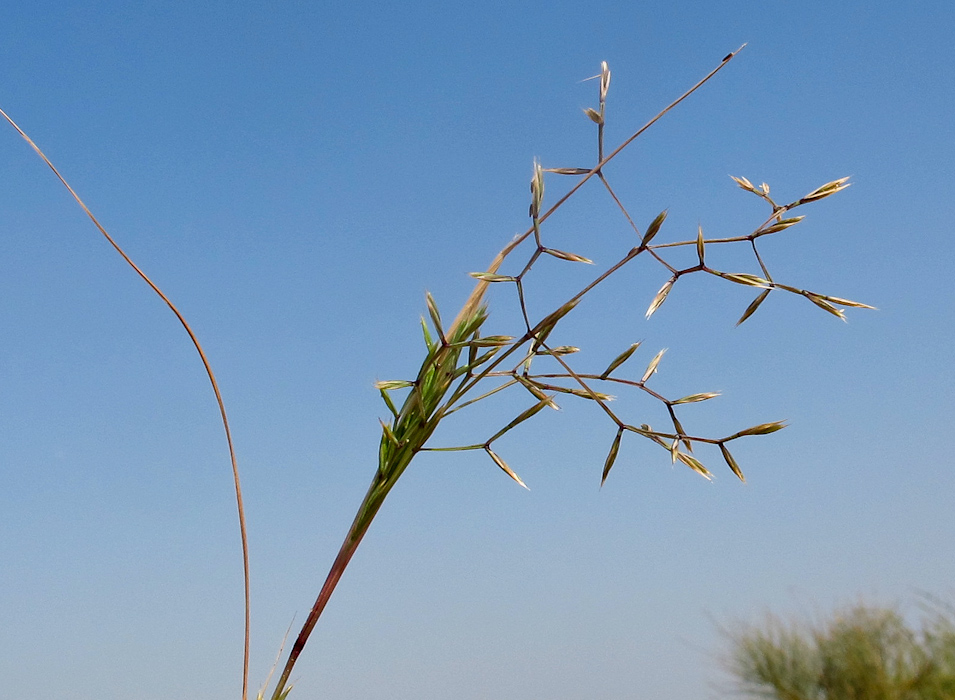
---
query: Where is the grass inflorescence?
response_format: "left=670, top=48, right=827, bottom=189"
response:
left=266, top=47, right=871, bottom=699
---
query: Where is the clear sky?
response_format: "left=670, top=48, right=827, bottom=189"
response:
left=1, top=2, right=953, bottom=699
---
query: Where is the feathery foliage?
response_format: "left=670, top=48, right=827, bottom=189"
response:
left=726, top=599, right=955, bottom=700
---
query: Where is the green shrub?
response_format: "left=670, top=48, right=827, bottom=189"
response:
left=727, top=599, right=955, bottom=699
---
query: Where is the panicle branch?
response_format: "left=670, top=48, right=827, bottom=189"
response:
left=372, top=55, right=869, bottom=491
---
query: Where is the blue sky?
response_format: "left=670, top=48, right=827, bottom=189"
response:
left=1, top=2, right=953, bottom=698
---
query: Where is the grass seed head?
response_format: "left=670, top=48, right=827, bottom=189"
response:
left=736, top=289, right=771, bottom=326
left=599, top=61, right=611, bottom=103
left=641, top=348, right=667, bottom=383
left=672, top=392, right=720, bottom=405
left=544, top=167, right=592, bottom=175
left=641, top=209, right=668, bottom=245
left=601, top=428, right=624, bottom=486
left=545, top=247, right=594, bottom=264
left=516, top=374, right=560, bottom=409
left=801, top=176, right=851, bottom=202
left=820, top=295, right=876, bottom=310
left=720, top=443, right=745, bottom=482
left=677, top=452, right=713, bottom=480
left=723, top=272, right=771, bottom=288
left=731, top=175, right=756, bottom=192
left=425, top=291, right=445, bottom=339
left=487, top=396, right=555, bottom=443
left=600, top=342, right=642, bottom=379
left=529, top=160, right=545, bottom=218
left=732, top=421, right=788, bottom=438
left=543, top=345, right=580, bottom=355
left=583, top=107, right=603, bottom=124
left=468, top=335, right=515, bottom=347
left=374, top=380, right=415, bottom=391
left=469, top=271, right=516, bottom=282
left=806, top=293, right=847, bottom=321
left=485, top=447, right=529, bottom=489
left=646, top=277, right=675, bottom=319
left=760, top=216, right=805, bottom=234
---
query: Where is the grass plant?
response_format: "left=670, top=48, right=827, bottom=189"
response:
left=2, top=45, right=872, bottom=699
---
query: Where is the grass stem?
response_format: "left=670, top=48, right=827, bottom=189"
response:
left=0, top=106, right=253, bottom=700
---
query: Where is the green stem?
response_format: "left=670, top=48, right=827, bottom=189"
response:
left=269, top=470, right=395, bottom=700
left=270, top=343, right=457, bottom=698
